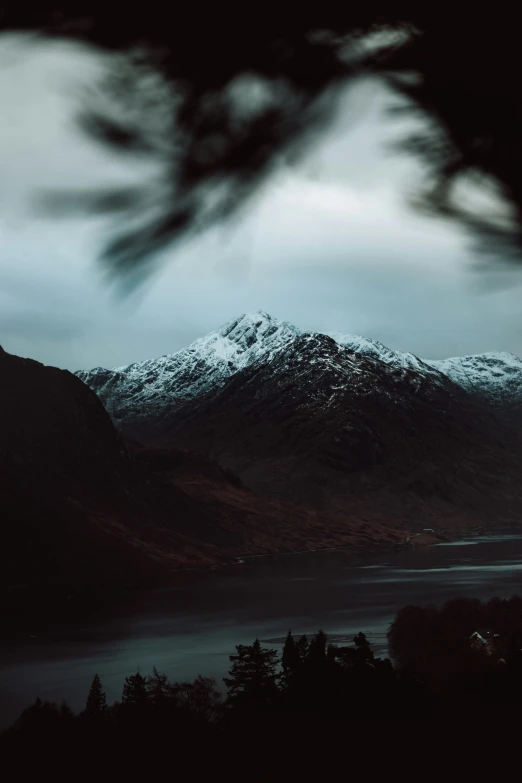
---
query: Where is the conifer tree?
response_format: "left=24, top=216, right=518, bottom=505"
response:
left=224, top=638, right=279, bottom=707
left=85, top=674, right=108, bottom=718
left=296, top=634, right=310, bottom=663
left=122, top=672, right=148, bottom=708
left=353, top=632, right=374, bottom=665
left=282, top=630, right=302, bottom=687
left=308, top=630, right=327, bottom=666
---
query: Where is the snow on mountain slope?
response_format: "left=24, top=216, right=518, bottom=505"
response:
left=325, top=331, right=438, bottom=375
left=428, top=353, right=522, bottom=407
left=76, top=311, right=522, bottom=423
left=329, top=329, right=522, bottom=409
left=74, top=313, right=522, bottom=536
left=114, top=311, right=299, bottom=377
left=76, top=312, right=300, bottom=427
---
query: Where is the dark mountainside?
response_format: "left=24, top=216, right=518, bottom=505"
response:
left=4, top=306, right=522, bottom=602
left=79, top=320, right=522, bottom=536
left=0, top=347, right=406, bottom=601
left=159, top=336, right=522, bottom=529
left=0, top=346, right=223, bottom=588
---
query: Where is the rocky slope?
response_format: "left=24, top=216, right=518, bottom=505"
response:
left=2, top=345, right=407, bottom=594
left=329, top=330, right=522, bottom=415
left=77, top=313, right=300, bottom=442
left=78, top=312, right=522, bottom=431
left=77, top=313, right=522, bottom=533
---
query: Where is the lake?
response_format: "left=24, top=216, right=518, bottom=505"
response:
left=2, top=533, right=522, bottom=728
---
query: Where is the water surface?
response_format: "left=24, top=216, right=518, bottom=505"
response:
left=2, top=534, right=522, bottom=728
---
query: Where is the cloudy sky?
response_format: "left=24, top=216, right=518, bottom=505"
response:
left=2, top=35, right=522, bottom=371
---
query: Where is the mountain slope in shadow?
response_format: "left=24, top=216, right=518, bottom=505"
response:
left=1, top=347, right=406, bottom=597
left=78, top=315, right=522, bottom=535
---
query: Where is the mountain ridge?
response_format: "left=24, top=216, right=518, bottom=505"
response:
left=76, top=311, right=522, bottom=428
left=2, top=344, right=412, bottom=599
left=76, top=313, right=522, bottom=535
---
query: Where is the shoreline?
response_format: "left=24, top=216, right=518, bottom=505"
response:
left=0, top=523, right=515, bottom=642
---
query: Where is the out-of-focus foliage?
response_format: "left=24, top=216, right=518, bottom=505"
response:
left=2, top=5, right=522, bottom=280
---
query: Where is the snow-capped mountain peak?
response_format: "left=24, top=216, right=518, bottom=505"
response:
left=112, top=311, right=298, bottom=376
left=196, top=310, right=300, bottom=369
left=320, top=330, right=522, bottom=407
left=428, top=351, right=522, bottom=405
left=76, top=312, right=301, bottom=422
left=324, top=331, right=436, bottom=374
left=76, top=312, right=522, bottom=432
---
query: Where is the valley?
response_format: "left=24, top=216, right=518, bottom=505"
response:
left=3, top=311, right=522, bottom=600
left=78, top=312, right=522, bottom=537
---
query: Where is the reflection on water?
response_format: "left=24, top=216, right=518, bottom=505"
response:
left=434, top=535, right=522, bottom=547
left=2, top=533, right=522, bottom=727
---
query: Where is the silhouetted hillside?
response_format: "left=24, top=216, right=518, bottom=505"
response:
left=0, top=347, right=407, bottom=602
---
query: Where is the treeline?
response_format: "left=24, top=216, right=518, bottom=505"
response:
left=388, top=595, right=522, bottom=704
left=389, top=595, right=522, bottom=672
left=4, top=596, right=522, bottom=754
left=1, top=629, right=427, bottom=754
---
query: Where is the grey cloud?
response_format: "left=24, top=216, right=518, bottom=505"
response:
left=2, top=40, right=522, bottom=371
left=0, top=311, right=85, bottom=341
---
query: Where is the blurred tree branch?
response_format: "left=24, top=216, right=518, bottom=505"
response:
left=2, top=5, right=522, bottom=281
